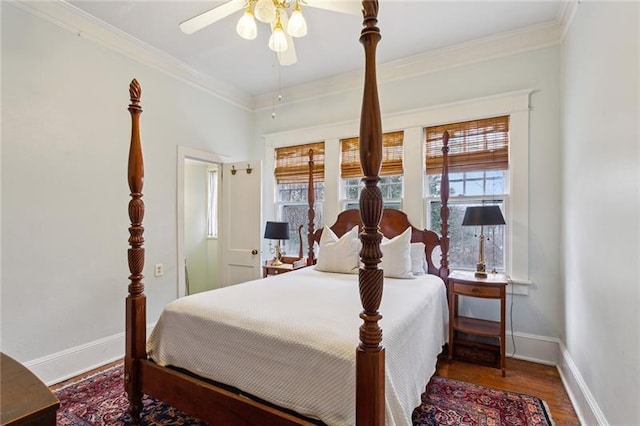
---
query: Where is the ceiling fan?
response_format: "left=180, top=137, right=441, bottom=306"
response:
left=179, top=0, right=361, bottom=66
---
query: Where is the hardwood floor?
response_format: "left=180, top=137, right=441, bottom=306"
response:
left=51, top=357, right=580, bottom=425
left=436, top=357, right=580, bottom=425
left=48, top=359, right=122, bottom=392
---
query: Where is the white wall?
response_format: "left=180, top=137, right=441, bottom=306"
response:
left=562, top=3, right=639, bottom=424
left=0, top=3, right=253, bottom=376
left=254, top=45, right=563, bottom=348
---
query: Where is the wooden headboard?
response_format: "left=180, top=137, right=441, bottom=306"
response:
left=312, top=208, right=448, bottom=280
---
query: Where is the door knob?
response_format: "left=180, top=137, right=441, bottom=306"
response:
left=251, top=249, right=258, bottom=255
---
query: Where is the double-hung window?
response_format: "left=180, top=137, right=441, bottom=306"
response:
left=425, top=116, right=509, bottom=272
left=274, top=142, right=325, bottom=257
left=341, top=131, right=404, bottom=210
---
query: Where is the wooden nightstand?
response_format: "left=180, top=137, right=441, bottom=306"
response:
left=1, top=352, right=59, bottom=425
left=262, top=257, right=307, bottom=278
left=448, top=270, right=509, bottom=377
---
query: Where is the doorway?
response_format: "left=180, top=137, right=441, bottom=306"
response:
left=177, top=147, right=225, bottom=297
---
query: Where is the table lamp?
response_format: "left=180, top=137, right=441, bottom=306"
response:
left=264, top=221, right=290, bottom=266
left=462, top=206, right=506, bottom=278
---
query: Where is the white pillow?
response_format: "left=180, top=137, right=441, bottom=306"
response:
left=380, top=227, right=415, bottom=279
left=315, top=225, right=360, bottom=274
left=410, top=242, right=427, bottom=275
left=430, top=245, right=442, bottom=270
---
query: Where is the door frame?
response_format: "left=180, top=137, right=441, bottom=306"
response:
left=177, top=146, right=228, bottom=298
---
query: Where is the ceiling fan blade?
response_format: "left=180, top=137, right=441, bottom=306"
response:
left=304, top=0, right=361, bottom=16
left=278, top=37, right=297, bottom=66
left=179, top=0, right=246, bottom=35
left=274, top=12, right=297, bottom=66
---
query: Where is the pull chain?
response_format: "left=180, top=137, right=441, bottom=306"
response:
left=271, top=53, right=283, bottom=119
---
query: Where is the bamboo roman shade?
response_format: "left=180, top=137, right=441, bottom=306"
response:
left=274, top=141, right=325, bottom=184
left=340, top=131, right=404, bottom=178
left=425, top=116, right=509, bottom=174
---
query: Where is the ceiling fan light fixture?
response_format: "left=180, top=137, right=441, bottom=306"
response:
left=268, top=14, right=288, bottom=52
left=286, top=2, right=307, bottom=37
left=254, top=0, right=277, bottom=23
left=236, top=8, right=257, bottom=40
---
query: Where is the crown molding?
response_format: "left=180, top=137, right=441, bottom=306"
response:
left=253, top=21, right=562, bottom=110
left=11, top=0, right=565, bottom=112
left=9, top=0, right=254, bottom=110
left=557, top=0, right=579, bottom=40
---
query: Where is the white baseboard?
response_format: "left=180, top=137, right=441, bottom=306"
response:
left=506, top=331, right=560, bottom=365
left=25, top=324, right=156, bottom=386
left=557, top=342, right=608, bottom=425
left=509, top=335, right=609, bottom=424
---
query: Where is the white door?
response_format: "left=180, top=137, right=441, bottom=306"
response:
left=221, top=161, right=262, bottom=286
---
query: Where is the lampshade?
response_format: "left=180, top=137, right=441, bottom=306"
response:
left=264, top=221, right=290, bottom=240
left=268, top=18, right=288, bottom=52
left=462, top=206, right=506, bottom=227
left=287, top=2, right=307, bottom=37
left=236, top=9, right=257, bottom=40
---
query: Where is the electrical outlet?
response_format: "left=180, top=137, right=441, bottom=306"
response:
left=154, top=263, right=164, bottom=277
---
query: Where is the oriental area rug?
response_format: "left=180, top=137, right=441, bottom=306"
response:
left=53, top=364, right=554, bottom=425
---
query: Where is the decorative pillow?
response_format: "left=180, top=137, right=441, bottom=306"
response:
left=314, top=225, right=360, bottom=274
left=410, top=242, right=427, bottom=275
left=380, top=227, right=415, bottom=279
left=430, top=245, right=442, bottom=270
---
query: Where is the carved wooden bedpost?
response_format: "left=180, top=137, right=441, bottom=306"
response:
left=439, top=131, right=450, bottom=280
left=357, top=1, right=385, bottom=424
left=307, top=148, right=316, bottom=266
left=125, top=79, right=146, bottom=425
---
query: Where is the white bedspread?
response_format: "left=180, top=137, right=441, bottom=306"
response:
left=147, top=267, right=448, bottom=426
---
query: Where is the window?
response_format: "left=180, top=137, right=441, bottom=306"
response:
left=425, top=116, right=509, bottom=272
left=207, top=167, right=219, bottom=238
left=274, top=142, right=325, bottom=257
left=341, top=131, right=404, bottom=210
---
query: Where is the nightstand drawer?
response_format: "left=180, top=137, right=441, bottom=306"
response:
left=452, top=282, right=501, bottom=298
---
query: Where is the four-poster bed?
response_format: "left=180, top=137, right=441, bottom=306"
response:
left=125, top=1, right=451, bottom=425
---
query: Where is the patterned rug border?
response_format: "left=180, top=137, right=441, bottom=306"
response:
left=54, top=363, right=555, bottom=426
left=430, top=376, right=556, bottom=425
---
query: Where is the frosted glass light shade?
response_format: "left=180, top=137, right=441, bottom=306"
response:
left=254, top=0, right=276, bottom=23
left=287, top=9, right=307, bottom=37
left=268, top=26, right=288, bottom=52
left=236, top=11, right=257, bottom=40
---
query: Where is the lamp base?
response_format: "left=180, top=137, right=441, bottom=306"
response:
left=474, top=262, right=487, bottom=278
left=271, top=242, right=284, bottom=266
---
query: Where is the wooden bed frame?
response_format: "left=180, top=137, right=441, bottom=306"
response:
left=125, top=1, right=450, bottom=424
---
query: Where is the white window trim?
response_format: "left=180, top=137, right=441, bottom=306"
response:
left=408, top=91, right=531, bottom=282
left=207, top=167, right=219, bottom=239
left=262, top=89, right=531, bottom=283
